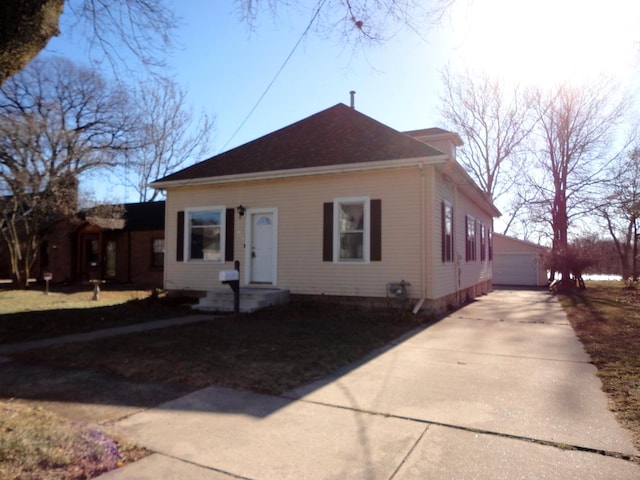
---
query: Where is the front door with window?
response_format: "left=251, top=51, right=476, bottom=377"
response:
left=248, top=211, right=276, bottom=284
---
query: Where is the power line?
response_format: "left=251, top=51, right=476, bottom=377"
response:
left=220, top=0, right=328, bottom=153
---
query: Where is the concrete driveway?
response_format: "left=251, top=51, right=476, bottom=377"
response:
left=98, top=288, right=640, bottom=479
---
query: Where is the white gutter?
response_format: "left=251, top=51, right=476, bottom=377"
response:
left=414, top=161, right=427, bottom=315
left=454, top=183, right=460, bottom=306
left=151, top=155, right=448, bottom=189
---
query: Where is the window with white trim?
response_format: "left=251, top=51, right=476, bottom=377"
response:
left=335, top=197, right=370, bottom=262
left=442, top=201, right=453, bottom=262
left=186, top=207, right=225, bottom=261
left=465, top=215, right=476, bottom=262
left=480, top=224, right=486, bottom=261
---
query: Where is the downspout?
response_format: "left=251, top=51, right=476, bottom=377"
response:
left=413, top=162, right=427, bottom=315
left=454, top=184, right=460, bottom=306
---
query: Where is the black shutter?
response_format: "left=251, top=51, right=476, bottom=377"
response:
left=176, top=211, right=184, bottom=261
left=370, top=199, right=381, bottom=262
left=441, top=201, right=445, bottom=262
left=225, top=208, right=235, bottom=262
left=465, top=215, right=469, bottom=262
left=323, top=202, right=333, bottom=261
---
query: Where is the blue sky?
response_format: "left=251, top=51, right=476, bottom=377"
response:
left=45, top=1, right=454, bottom=153
left=41, top=0, right=640, bottom=208
left=157, top=1, right=453, bottom=153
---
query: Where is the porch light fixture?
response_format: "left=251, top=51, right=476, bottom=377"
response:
left=237, top=205, right=246, bottom=217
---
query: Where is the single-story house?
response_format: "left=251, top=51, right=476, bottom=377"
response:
left=1, top=201, right=165, bottom=287
left=151, top=104, right=500, bottom=311
left=492, top=233, right=548, bottom=287
left=72, top=201, right=166, bottom=286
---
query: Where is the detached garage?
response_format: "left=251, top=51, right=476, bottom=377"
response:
left=493, top=234, right=548, bottom=287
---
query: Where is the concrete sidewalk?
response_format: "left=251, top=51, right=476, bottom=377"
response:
left=98, top=289, right=640, bottom=479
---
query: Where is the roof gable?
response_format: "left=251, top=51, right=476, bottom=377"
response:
left=155, top=104, right=443, bottom=184
left=493, top=233, right=547, bottom=253
left=404, top=128, right=463, bottom=147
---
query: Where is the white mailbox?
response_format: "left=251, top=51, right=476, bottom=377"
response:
left=219, top=269, right=239, bottom=282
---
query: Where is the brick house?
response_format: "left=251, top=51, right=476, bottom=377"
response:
left=1, top=201, right=165, bottom=287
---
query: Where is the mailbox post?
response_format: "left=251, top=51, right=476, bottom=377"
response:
left=219, top=260, right=240, bottom=316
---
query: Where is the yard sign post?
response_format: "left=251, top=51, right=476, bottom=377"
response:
left=43, top=272, right=52, bottom=295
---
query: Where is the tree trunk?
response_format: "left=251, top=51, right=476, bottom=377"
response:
left=0, top=0, right=64, bottom=85
left=552, top=182, right=572, bottom=288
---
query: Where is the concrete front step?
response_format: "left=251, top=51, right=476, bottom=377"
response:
left=193, top=287, right=290, bottom=313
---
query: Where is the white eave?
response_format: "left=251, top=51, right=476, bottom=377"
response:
left=437, top=159, right=502, bottom=218
left=150, top=155, right=449, bottom=189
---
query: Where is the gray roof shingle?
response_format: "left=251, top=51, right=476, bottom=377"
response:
left=155, top=104, right=444, bottom=184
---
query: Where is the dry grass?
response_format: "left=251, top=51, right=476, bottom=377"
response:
left=15, top=300, right=428, bottom=395
left=558, top=281, right=640, bottom=450
left=0, top=288, right=150, bottom=315
left=2, top=291, right=429, bottom=478
left=0, top=400, right=146, bottom=480
left=0, top=286, right=196, bottom=343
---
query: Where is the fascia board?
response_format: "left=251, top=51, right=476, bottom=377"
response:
left=150, top=155, right=448, bottom=189
left=439, top=160, right=502, bottom=218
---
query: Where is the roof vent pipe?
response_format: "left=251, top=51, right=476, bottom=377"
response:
left=349, top=90, right=356, bottom=109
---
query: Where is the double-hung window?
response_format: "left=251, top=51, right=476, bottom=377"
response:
left=465, top=215, right=476, bottom=262
left=187, top=208, right=225, bottom=261
left=335, top=197, right=369, bottom=262
left=323, top=197, right=381, bottom=263
left=480, top=224, right=486, bottom=261
left=442, top=201, right=453, bottom=262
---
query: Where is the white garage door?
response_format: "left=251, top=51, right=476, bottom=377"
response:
left=493, top=253, right=539, bottom=286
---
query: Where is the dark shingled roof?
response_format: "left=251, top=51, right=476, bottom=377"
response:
left=155, top=104, right=444, bottom=184
left=123, top=201, right=165, bottom=231
left=82, top=201, right=165, bottom=231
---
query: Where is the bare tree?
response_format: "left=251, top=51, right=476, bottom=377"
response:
left=1, top=1, right=454, bottom=85
left=0, top=0, right=177, bottom=85
left=598, top=146, right=640, bottom=280
left=527, top=80, right=627, bottom=287
left=236, top=0, right=442, bottom=43
left=439, top=67, right=535, bottom=234
left=0, top=56, right=135, bottom=287
left=122, top=77, right=214, bottom=202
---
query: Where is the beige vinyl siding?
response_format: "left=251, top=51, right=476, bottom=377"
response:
left=458, top=194, right=493, bottom=289
left=164, top=166, right=426, bottom=299
left=431, top=173, right=457, bottom=300
left=429, top=168, right=494, bottom=300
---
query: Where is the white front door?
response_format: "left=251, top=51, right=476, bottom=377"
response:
left=248, top=210, right=277, bottom=284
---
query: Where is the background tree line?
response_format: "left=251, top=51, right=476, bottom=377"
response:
left=440, top=68, right=637, bottom=286
left=0, top=56, right=213, bottom=287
